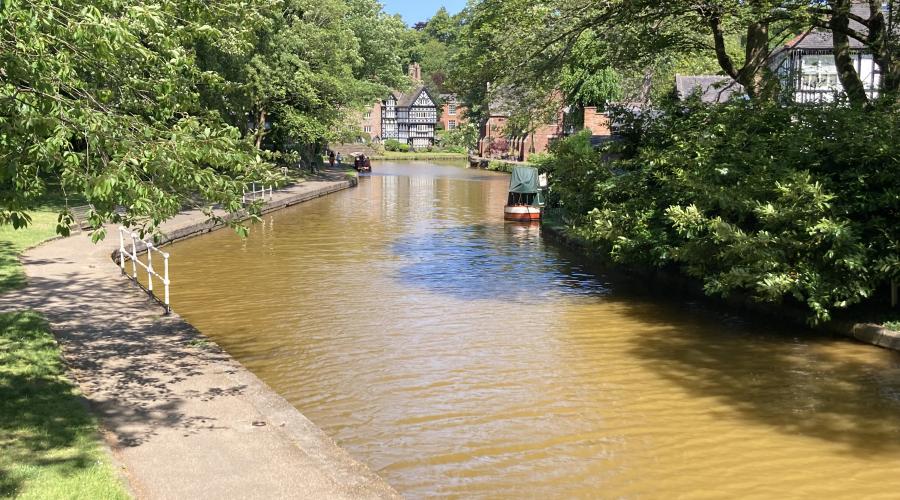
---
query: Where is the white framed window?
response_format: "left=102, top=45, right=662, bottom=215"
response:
left=364, top=111, right=371, bottom=119
left=449, top=120, right=457, bottom=130
left=448, top=103, right=457, bottom=116
left=800, top=55, right=840, bottom=91
left=363, top=125, right=372, bottom=133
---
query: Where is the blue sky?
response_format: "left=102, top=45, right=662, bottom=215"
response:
left=380, top=0, right=467, bottom=25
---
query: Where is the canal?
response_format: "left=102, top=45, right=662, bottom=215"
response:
left=167, top=161, right=900, bottom=497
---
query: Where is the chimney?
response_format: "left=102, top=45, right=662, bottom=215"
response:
left=408, top=62, right=422, bottom=83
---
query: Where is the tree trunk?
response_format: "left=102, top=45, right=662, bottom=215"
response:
left=708, top=14, right=778, bottom=100
left=831, top=0, right=869, bottom=105
left=865, top=1, right=899, bottom=99
left=878, top=54, right=900, bottom=99
left=254, top=108, right=267, bottom=149
left=741, top=21, right=779, bottom=99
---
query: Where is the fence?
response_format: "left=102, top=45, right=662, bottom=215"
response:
left=118, top=227, right=171, bottom=314
left=243, top=183, right=274, bottom=204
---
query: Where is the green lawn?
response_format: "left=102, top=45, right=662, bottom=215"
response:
left=0, top=211, right=62, bottom=294
left=0, top=311, right=129, bottom=499
left=370, top=151, right=467, bottom=160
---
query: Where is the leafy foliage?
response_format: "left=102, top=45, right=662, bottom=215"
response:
left=543, top=99, right=900, bottom=322
left=1, top=0, right=406, bottom=238
left=1, top=0, right=275, bottom=238
left=436, top=123, right=479, bottom=152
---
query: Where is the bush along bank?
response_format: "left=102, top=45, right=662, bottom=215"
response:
left=537, top=98, right=900, bottom=326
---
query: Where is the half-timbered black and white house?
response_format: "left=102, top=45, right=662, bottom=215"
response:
left=771, top=2, right=887, bottom=103
left=380, top=85, right=438, bottom=149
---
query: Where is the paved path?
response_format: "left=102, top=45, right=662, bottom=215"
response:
left=1, top=174, right=399, bottom=499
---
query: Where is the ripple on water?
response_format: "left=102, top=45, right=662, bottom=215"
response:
left=165, top=162, right=900, bottom=498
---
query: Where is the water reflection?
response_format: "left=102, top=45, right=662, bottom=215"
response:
left=165, top=161, right=900, bottom=498
left=392, top=223, right=609, bottom=301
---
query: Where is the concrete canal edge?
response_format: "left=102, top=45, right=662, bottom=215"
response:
left=5, top=175, right=402, bottom=498
left=152, top=177, right=358, bottom=247
left=540, top=220, right=900, bottom=353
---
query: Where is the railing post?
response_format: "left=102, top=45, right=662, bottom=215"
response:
left=163, top=252, right=170, bottom=314
left=130, top=233, right=137, bottom=279
left=892, top=279, right=897, bottom=308
left=119, top=228, right=125, bottom=274
left=147, top=244, right=154, bottom=293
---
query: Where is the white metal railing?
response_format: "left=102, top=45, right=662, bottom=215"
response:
left=242, top=182, right=274, bottom=204
left=118, top=226, right=171, bottom=314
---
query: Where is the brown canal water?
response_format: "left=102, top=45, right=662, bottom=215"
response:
left=166, top=161, right=900, bottom=498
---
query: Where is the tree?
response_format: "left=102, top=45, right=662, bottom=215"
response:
left=1, top=0, right=410, bottom=237
left=809, top=0, right=900, bottom=105
left=1, top=0, right=273, bottom=238
left=423, top=7, right=457, bottom=44
left=403, top=7, right=464, bottom=94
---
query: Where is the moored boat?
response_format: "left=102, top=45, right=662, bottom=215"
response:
left=503, top=205, right=542, bottom=221
left=353, top=153, right=372, bottom=173
left=504, top=166, right=545, bottom=222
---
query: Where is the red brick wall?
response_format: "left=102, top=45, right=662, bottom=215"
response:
left=523, top=124, right=561, bottom=162
left=439, top=103, right=467, bottom=131
left=583, top=106, right=611, bottom=135
left=360, top=100, right=382, bottom=139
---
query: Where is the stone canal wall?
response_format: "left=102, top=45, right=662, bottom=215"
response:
left=149, top=176, right=358, bottom=248
left=540, top=219, right=900, bottom=353
left=2, top=174, right=401, bottom=499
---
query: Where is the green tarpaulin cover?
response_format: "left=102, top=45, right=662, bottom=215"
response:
left=507, top=166, right=543, bottom=207
left=508, top=166, right=540, bottom=193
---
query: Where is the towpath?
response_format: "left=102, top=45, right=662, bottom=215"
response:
left=0, top=171, right=399, bottom=499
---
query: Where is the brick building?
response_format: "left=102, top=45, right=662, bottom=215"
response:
left=438, top=94, right=467, bottom=131
left=357, top=63, right=440, bottom=150
left=477, top=100, right=611, bottom=162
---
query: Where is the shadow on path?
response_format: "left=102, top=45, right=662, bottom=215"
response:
left=5, top=260, right=244, bottom=450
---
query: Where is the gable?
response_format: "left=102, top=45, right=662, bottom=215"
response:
left=413, top=90, right=434, bottom=107
left=396, top=86, right=438, bottom=109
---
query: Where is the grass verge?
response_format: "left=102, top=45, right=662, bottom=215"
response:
left=0, top=211, right=62, bottom=294
left=0, top=311, right=128, bottom=499
left=370, top=151, right=467, bottom=160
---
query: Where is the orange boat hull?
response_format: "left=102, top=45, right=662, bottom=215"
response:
left=504, top=205, right=542, bottom=221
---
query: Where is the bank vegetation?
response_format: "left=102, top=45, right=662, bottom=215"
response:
left=447, top=0, right=899, bottom=323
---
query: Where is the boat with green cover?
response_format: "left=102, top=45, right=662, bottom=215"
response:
left=504, top=166, right=544, bottom=221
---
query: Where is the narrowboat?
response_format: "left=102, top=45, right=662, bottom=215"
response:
left=353, top=153, right=372, bottom=173
left=504, top=166, right=545, bottom=222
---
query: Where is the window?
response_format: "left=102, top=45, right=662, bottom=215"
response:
left=363, top=126, right=372, bottom=133
left=449, top=120, right=456, bottom=130
left=364, top=111, right=371, bottom=119
left=800, top=55, right=840, bottom=91
left=448, top=103, right=457, bottom=116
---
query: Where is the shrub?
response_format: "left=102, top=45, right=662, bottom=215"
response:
left=398, top=143, right=411, bottom=153
left=384, top=139, right=402, bottom=152
left=542, top=98, right=900, bottom=323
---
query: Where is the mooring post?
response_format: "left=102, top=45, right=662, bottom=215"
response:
left=892, top=279, right=897, bottom=308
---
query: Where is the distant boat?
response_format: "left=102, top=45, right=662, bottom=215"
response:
left=353, top=153, right=372, bottom=173
left=504, top=166, right=545, bottom=222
